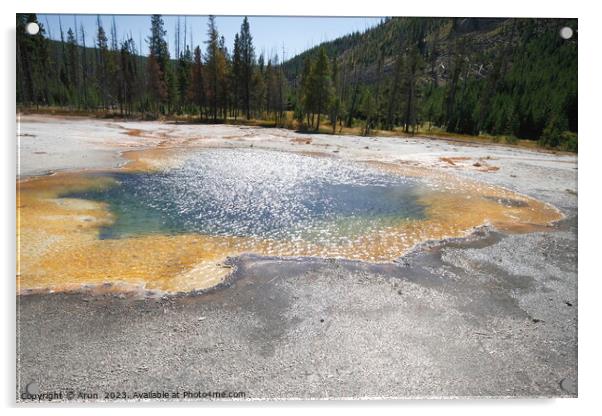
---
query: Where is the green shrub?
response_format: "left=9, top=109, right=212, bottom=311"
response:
left=538, top=115, right=577, bottom=152
left=560, top=131, right=578, bottom=152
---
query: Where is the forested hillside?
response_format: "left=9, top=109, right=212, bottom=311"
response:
left=285, top=17, right=577, bottom=149
left=16, top=14, right=577, bottom=151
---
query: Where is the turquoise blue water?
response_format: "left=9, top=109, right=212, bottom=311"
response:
left=62, top=149, right=427, bottom=242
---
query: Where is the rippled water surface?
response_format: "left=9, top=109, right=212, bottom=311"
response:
left=64, top=149, right=428, bottom=245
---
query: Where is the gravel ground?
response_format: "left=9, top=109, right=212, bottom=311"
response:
left=16, top=115, right=577, bottom=401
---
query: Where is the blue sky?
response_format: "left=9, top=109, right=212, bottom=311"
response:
left=38, top=14, right=384, bottom=61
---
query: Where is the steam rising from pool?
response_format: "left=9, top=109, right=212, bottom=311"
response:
left=65, top=149, right=427, bottom=246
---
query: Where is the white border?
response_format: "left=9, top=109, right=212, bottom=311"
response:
left=3, top=1, right=600, bottom=414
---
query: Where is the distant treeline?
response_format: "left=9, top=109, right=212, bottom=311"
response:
left=17, top=14, right=577, bottom=151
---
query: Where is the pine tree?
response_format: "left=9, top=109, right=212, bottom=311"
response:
left=218, top=35, right=231, bottom=119
left=401, top=46, right=423, bottom=134
left=265, top=58, right=273, bottom=117
left=309, top=47, right=333, bottom=131
left=231, top=33, right=242, bottom=120
left=276, top=51, right=286, bottom=126
left=147, top=54, right=168, bottom=115
left=79, top=24, right=89, bottom=108
left=263, top=54, right=286, bottom=124
left=176, top=46, right=193, bottom=114
left=204, top=16, right=225, bottom=121
left=118, top=38, right=138, bottom=116
left=188, top=46, right=206, bottom=118
left=345, top=52, right=361, bottom=128
left=148, top=14, right=170, bottom=114
left=166, top=66, right=178, bottom=114
left=96, top=17, right=110, bottom=109
left=239, top=17, right=255, bottom=119
left=329, top=57, right=340, bottom=133
left=16, top=14, right=49, bottom=107
left=253, top=53, right=266, bottom=118
left=66, top=28, right=80, bottom=107
left=299, top=55, right=314, bottom=128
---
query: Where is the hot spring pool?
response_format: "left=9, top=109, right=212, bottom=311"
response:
left=63, top=149, right=429, bottom=246
left=20, top=147, right=562, bottom=293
